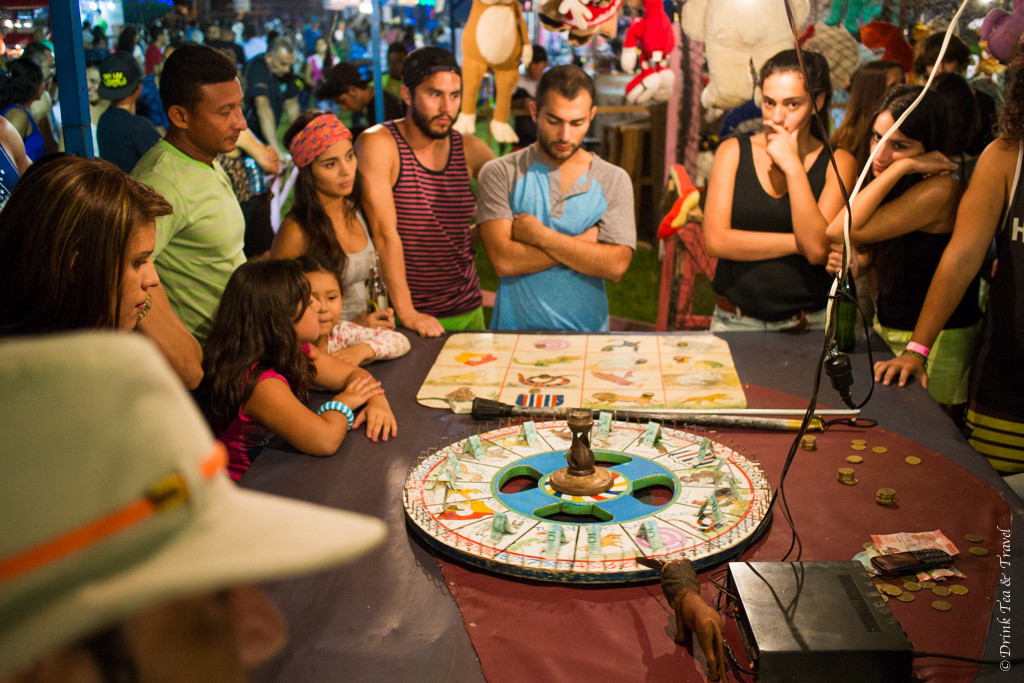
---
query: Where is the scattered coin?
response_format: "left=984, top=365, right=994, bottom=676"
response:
left=965, top=533, right=984, bottom=543
left=838, top=467, right=858, bottom=486
left=872, top=446, right=889, bottom=454
left=881, top=584, right=903, bottom=597
left=899, top=575, right=917, bottom=583
left=877, top=584, right=887, bottom=594
left=876, top=487, right=897, bottom=506
left=800, top=435, right=817, bottom=451
left=851, top=439, right=867, bottom=446
left=950, top=585, right=969, bottom=596
left=896, top=592, right=915, bottom=603
left=903, top=581, right=921, bottom=592
left=905, top=456, right=921, bottom=465
left=851, top=444, right=867, bottom=451
left=932, top=600, right=952, bottom=612
left=932, top=586, right=952, bottom=597
left=969, top=547, right=990, bottom=556
left=864, top=541, right=875, bottom=550
left=882, top=594, right=889, bottom=602
left=920, top=581, right=936, bottom=589
left=846, top=455, right=864, bottom=464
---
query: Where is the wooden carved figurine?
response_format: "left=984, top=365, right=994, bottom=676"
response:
left=637, top=557, right=726, bottom=680
left=453, top=0, right=531, bottom=144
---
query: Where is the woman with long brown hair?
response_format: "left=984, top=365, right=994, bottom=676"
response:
left=832, top=60, right=904, bottom=169
left=271, top=110, right=394, bottom=329
left=0, top=155, right=202, bottom=386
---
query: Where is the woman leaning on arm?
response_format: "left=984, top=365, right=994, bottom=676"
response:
left=872, top=47, right=1024, bottom=474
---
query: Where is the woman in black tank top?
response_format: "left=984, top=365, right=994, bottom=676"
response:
left=873, top=47, right=1024, bottom=472
left=825, top=86, right=978, bottom=414
left=703, top=50, right=857, bottom=329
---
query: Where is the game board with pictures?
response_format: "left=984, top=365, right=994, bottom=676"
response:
left=416, top=333, right=747, bottom=411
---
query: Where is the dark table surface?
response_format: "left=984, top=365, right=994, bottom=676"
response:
left=243, top=331, right=1024, bottom=682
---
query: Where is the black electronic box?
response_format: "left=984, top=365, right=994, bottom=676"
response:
left=727, top=561, right=913, bottom=682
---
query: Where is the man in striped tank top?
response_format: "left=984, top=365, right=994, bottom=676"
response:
left=356, top=47, right=494, bottom=337
left=477, top=65, right=635, bottom=332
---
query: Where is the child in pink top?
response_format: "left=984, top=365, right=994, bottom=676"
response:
left=297, top=255, right=411, bottom=365
left=203, top=259, right=397, bottom=480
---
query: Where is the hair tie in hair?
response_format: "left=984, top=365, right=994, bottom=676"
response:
left=288, top=114, right=353, bottom=168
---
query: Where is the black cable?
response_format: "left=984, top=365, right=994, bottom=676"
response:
left=914, top=651, right=1024, bottom=665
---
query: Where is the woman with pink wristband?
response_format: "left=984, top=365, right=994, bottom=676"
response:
left=874, top=47, right=1024, bottom=473
left=826, top=85, right=980, bottom=418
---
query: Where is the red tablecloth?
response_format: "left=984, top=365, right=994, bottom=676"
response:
left=438, top=385, right=1012, bottom=681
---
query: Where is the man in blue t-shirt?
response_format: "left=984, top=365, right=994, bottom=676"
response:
left=477, top=65, right=635, bottom=332
left=96, top=52, right=161, bottom=174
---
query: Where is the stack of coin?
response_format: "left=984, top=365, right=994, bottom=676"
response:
left=800, top=435, right=817, bottom=451
left=838, top=467, right=857, bottom=485
left=876, top=487, right=897, bottom=505
left=851, top=440, right=867, bottom=451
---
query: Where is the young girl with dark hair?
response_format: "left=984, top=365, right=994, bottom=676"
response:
left=703, top=49, right=857, bottom=331
left=271, top=111, right=394, bottom=330
left=203, top=259, right=397, bottom=481
left=826, top=85, right=977, bottom=414
left=297, top=255, right=410, bottom=365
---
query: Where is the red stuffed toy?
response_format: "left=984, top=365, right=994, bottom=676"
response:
left=621, top=0, right=676, bottom=104
left=658, top=164, right=699, bottom=239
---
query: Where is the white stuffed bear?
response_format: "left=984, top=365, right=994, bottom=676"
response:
left=681, top=0, right=810, bottom=110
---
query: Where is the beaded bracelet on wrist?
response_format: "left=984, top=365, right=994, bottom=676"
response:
left=901, top=349, right=928, bottom=366
left=316, top=400, right=355, bottom=428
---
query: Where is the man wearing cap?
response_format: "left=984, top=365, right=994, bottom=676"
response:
left=316, top=62, right=403, bottom=138
left=356, top=47, right=495, bottom=337
left=477, top=65, right=635, bottom=332
left=96, top=52, right=161, bottom=174
left=132, top=44, right=247, bottom=346
left=0, top=333, right=385, bottom=682
left=243, top=37, right=299, bottom=154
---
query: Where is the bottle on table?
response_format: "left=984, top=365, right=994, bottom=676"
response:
left=367, top=261, right=389, bottom=314
left=835, top=273, right=858, bottom=353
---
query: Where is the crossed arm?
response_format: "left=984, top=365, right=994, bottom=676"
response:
left=479, top=215, right=632, bottom=281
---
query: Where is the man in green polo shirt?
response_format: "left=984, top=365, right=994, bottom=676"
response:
left=132, top=44, right=247, bottom=345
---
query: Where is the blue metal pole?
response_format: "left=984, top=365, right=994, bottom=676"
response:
left=50, top=0, right=93, bottom=157
left=371, top=0, right=384, bottom=124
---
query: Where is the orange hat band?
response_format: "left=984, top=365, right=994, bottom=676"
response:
left=0, top=444, right=227, bottom=585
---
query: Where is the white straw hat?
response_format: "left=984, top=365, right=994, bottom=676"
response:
left=0, top=332, right=385, bottom=676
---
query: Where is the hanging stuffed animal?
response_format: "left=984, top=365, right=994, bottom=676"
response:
left=680, top=0, right=810, bottom=110
left=537, top=0, right=623, bottom=47
left=982, top=0, right=1024, bottom=63
left=824, top=0, right=885, bottom=36
left=453, top=0, right=531, bottom=144
left=658, top=164, right=699, bottom=240
left=621, top=0, right=676, bottom=104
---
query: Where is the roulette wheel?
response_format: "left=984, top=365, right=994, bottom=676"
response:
left=404, top=412, right=772, bottom=583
